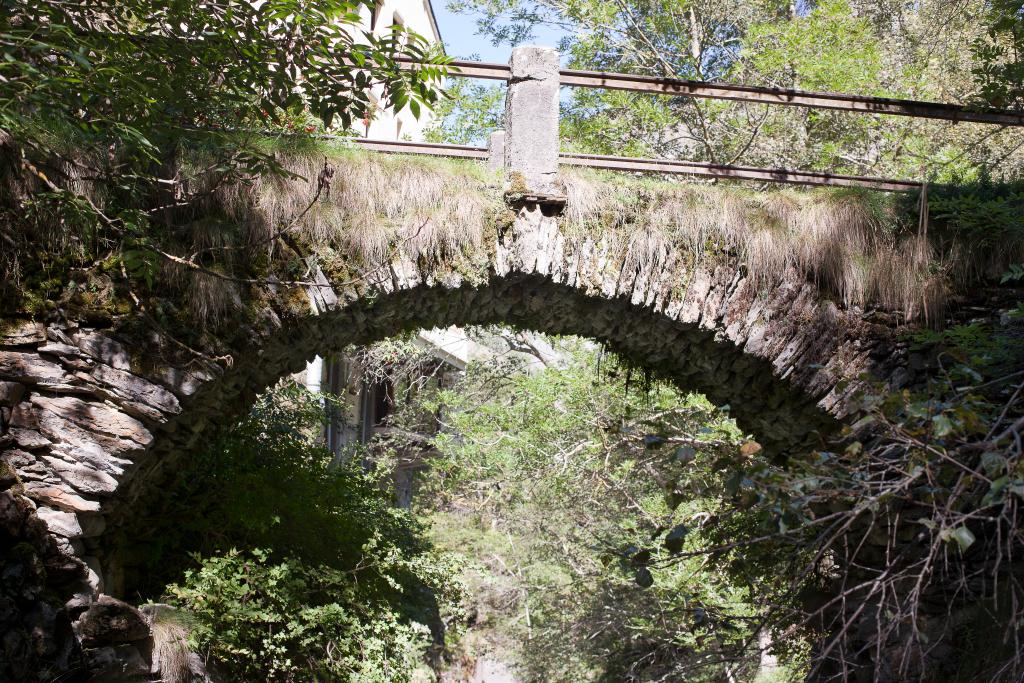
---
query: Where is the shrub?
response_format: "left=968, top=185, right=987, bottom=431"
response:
left=169, top=549, right=437, bottom=682
left=148, top=382, right=463, bottom=680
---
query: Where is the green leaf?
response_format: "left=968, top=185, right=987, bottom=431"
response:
left=663, top=524, right=689, bottom=554
left=932, top=414, right=955, bottom=437
left=980, top=451, right=1007, bottom=477
left=69, top=50, right=92, bottom=70
left=941, top=525, right=976, bottom=552
left=1001, top=263, right=1024, bottom=283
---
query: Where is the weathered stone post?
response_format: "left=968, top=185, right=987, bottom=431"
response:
left=503, top=46, right=564, bottom=203
left=487, top=130, right=505, bottom=173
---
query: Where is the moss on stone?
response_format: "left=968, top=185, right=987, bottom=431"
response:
left=0, top=460, right=22, bottom=493
left=504, top=171, right=530, bottom=202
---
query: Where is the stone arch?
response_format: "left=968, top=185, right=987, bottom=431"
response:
left=0, top=202, right=911, bottom=673
left=4, top=209, right=906, bottom=580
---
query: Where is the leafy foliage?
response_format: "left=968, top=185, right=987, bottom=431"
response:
left=744, top=0, right=887, bottom=95
left=928, top=175, right=1024, bottom=246
left=701, top=305, right=1024, bottom=680
left=437, top=0, right=1024, bottom=179
left=0, top=0, right=443, bottom=142
left=131, top=382, right=464, bottom=680
left=369, top=311, right=1024, bottom=682
left=0, top=0, right=447, bottom=316
left=972, top=0, right=1024, bottom=109
left=425, top=65, right=506, bottom=146
left=169, top=549, right=437, bottom=682
left=393, top=339, right=809, bottom=681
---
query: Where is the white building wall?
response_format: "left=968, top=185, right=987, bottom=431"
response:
left=357, top=0, right=442, bottom=142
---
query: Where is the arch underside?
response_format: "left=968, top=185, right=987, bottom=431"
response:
left=212, top=272, right=837, bottom=454
left=96, top=272, right=838, bottom=591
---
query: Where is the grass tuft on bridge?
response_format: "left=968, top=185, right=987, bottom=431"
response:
left=190, top=140, right=1018, bottom=324
left=4, top=134, right=1020, bottom=328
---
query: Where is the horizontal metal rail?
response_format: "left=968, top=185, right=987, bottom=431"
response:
left=443, top=58, right=511, bottom=81
left=558, top=69, right=1024, bottom=126
left=559, top=153, right=922, bottom=191
left=415, top=58, right=1024, bottom=127
left=350, top=138, right=921, bottom=191
left=351, top=137, right=488, bottom=159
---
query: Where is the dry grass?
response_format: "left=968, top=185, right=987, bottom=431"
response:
left=147, top=604, right=193, bottom=683
left=160, top=141, right=500, bottom=323
left=0, top=134, right=107, bottom=301
left=212, top=145, right=927, bottom=313
left=206, top=142, right=497, bottom=267
left=564, top=170, right=954, bottom=322
left=187, top=147, right=990, bottom=323
left=3, top=131, right=1013, bottom=326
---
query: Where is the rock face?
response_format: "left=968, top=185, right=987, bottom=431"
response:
left=0, top=470, right=152, bottom=682
left=0, top=203, right=928, bottom=680
left=0, top=465, right=86, bottom=681
left=75, top=595, right=150, bottom=647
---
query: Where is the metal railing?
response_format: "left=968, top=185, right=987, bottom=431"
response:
left=376, top=50, right=1024, bottom=194
left=353, top=138, right=488, bottom=160
left=351, top=139, right=924, bottom=191
left=558, top=152, right=923, bottom=191
left=416, top=58, right=1024, bottom=127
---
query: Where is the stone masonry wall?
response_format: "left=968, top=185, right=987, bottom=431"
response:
left=0, top=204, right=915, bottom=680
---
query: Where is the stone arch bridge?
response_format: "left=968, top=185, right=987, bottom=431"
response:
left=0, top=46, right=974, bottom=682
left=3, top=190, right=919, bottom=599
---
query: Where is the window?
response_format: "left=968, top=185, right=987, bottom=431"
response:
left=392, top=11, right=407, bottom=46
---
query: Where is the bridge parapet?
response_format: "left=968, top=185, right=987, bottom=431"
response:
left=503, top=46, right=565, bottom=204
left=487, top=130, right=505, bottom=172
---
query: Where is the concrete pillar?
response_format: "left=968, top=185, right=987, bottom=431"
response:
left=504, top=46, right=564, bottom=201
left=487, top=130, right=505, bottom=174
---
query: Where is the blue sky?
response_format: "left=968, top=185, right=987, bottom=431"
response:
left=431, top=1, right=568, bottom=62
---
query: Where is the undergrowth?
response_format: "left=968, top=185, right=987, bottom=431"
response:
left=120, top=381, right=464, bottom=682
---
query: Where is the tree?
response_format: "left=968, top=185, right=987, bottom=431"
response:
left=0, top=0, right=447, bottom=313
left=973, top=0, right=1024, bottom=109
left=425, top=73, right=506, bottom=145
left=397, top=337, right=807, bottom=681
left=135, top=381, right=464, bottom=681
left=433, top=0, right=1024, bottom=179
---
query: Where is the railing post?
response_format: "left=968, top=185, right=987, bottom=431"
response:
left=504, top=46, right=565, bottom=204
left=487, top=130, right=505, bottom=173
